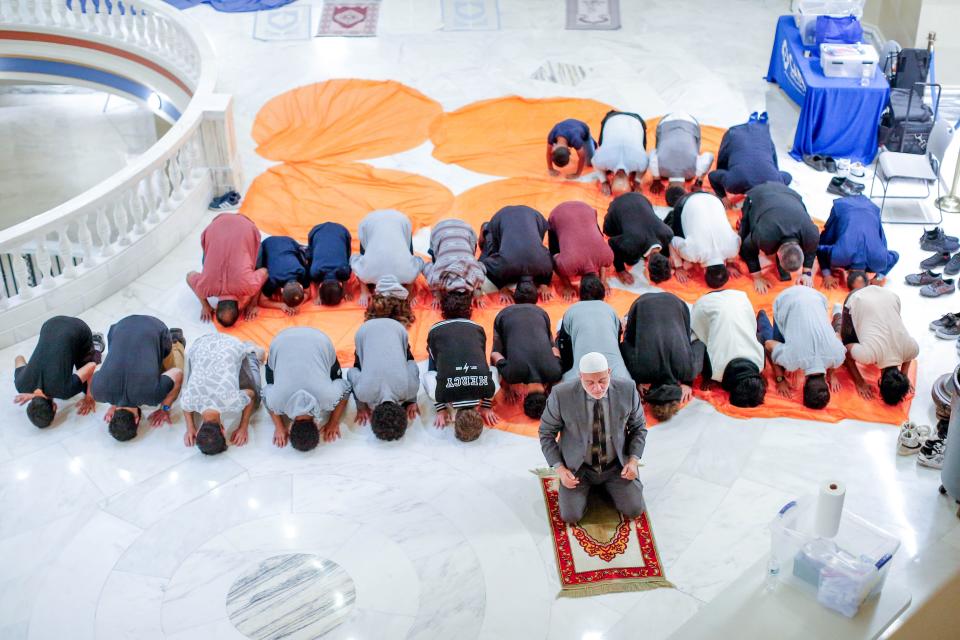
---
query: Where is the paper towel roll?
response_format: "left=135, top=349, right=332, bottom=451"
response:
left=814, top=481, right=845, bottom=538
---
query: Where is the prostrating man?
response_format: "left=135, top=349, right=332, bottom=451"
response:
left=648, top=112, right=715, bottom=194
left=592, top=110, right=649, bottom=196
left=739, top=182, right=820, bottom=294
left=690, top=290, right=767, bottom=408
left=187, top=212, right=267, bottom=326
left=423, top=293, right=499, bottom=441
left=708, top=117, right=792, bottom=203
left=423, top=218, right=486, bottom=308
left=264, top=327, right=350, bottom=451
left=180, top=333, right=263, bottom=455
left=557, top=277, right=631, bottom=383
left=350, top=209, right=424, bottom=308
left=254, top=235, right=312, bottom=316
left=547, top=118, right=595, bottom=178
left=548, top=201, right=614, bottom=299
left=664, top=187, right=741, bottom=289
left=479, top=205, right=554, bottom=303
left=621, top=292, right=705, bottom=421
left=307, top=222, right=352, bottom=306
left=364, top=275, right=416, bottom=327
left=838, top=285, right=919, bottom=405
left=13, top=316, right=103, bottom=427
left=348, top=318, right=421, bottom=441
left=603, top=192, right=674, bottom=285
left=90, top=315, right=185, bottom=441
left=756, top=285, right=846, bottom=410
left=490, top=287, right=563, bottom=419
left=817, top=196, right=898, bottom=289
left=539, top=352, right=647, bottom=524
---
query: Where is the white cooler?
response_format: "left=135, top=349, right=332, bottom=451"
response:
left=820, top=43, right=878, bottom=79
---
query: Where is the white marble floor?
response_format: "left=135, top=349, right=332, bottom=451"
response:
left=3, top=1, right=960, bottom=639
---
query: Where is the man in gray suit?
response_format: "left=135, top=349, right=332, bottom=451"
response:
left=539, top=351, right=647, bottom=524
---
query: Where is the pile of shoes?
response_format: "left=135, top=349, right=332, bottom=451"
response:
left=905, top=228, right=959, bottom=297
left=803, top=154, right=867, bottom=195
left=898, top=420, right=947, bottom=469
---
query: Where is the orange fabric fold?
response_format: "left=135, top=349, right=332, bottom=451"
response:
left=694, top=362, right=916, bottom=425
left=240, top=162, right=454, bottom=244
left=450, top=177, right=609, bottom=228
left=253, top=79, right=443, bottom=162
left=430, top=96, right=614, bottom=177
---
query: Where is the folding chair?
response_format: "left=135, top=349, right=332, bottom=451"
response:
left=869, top=118, right=955, bottom=224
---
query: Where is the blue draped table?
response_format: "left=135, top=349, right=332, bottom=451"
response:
left=765, top=15, right=889, bottom=164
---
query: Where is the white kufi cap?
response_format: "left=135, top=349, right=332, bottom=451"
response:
left=578, top=352, right=609, bottom=374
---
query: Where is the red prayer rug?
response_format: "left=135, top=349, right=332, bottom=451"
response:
left=316, top=1, right=380, bottom=36
left=536, top=469, right=673, bottom=597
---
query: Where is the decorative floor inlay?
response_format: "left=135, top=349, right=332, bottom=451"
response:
left=226, top=553, right=356, bottom=639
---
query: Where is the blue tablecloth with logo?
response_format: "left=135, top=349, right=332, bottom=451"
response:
left=766, top=15, right=889, bottom=164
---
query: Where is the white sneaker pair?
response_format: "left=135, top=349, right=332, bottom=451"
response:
left=897, top=421, right=931, bottom=456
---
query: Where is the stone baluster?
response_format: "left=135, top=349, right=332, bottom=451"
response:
left=57, top=226, right=78, bottom=279
left=96, top=206, right=115, bottom=257
left=34, top=236, right=54, bottom=289
left=11, top=250, right=33, bottom=299
left=156, top=166, right=174, bottom=214
left=81, top=0, right=97, bottom=32
left=78, top=212, right=97, bottom=266
left=112, top=199, right=131, bottom=246
left=143, top=174, right=162, bottom=224
left=127, top=187, right=146, bottom=235
left=121, top=3, right=135, bottom=42
left=24, top=0, right=40, bottom=24
left=9, top=0, right=21, bottom=23
left=181, top=135, right=198, bottom=191
left=133, top=7, right=147, bottom=48
left=50, top=0, right=68, bottom=28
left=68, top=0, right=84, bottom=29
left=0, top=0, right=7, bottom=25
left=96, top=0, right=111, bottom=35
left=143, top=12, right=161, bottom=52
left=167, top=155, right=184, bottom=202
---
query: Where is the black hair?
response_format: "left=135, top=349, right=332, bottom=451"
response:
left=319, top=280, right=344, bottom=306
left=370, top=401, right=408, bottom=441
left=705, top=264, right=730, bottom=289
left=647, top=252, right=671, bottom=284
left=196, top=421, right=227, bottom=455
left=729, top=375, right=767, bottom=408
left=454, top=408, right=483, bottom=442
left=552, top=146, right=571, bottom=168
left=847, top=270, right=868, bottom=290
left=216, top=300, right=240, bottom=327
left=777, top=242, right=804, bottom=273
left=879, top=366, right=911, bottom=405
left=513, top=277, right=539, bottom=304
left=802, top=374, right=830, bottom=410
left=579, top=273, right=606, bottom=301
left=290, top=417, right=320, bottom=451
left=108, top=409, right=138, bottom=442
left=281, top=281, right=305, bottom=307
left=26, top=396, right=55, bottom=428
left=665, top=186, right=687, bottom=207
left=523, top=392, right=548, bottom=419
left=441, top=290, right=473, bottom=320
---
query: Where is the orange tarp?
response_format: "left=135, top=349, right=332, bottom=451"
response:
left=239, top=162, right=454, bottom=243
left=252, top=79, right=443, bottom=163
left=695, top=362, right=917, bottom=426
left=450, top=177, right=609, bottom=228
left=430, top=96, right=615, bottom=177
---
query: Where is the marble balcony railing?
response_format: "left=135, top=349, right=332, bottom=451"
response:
left=0, top=0, right=242, bottom=347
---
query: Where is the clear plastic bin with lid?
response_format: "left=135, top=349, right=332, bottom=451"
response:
left=768, top=496, right=900, bottom=617
left=793, top=0, right=866, bottom=46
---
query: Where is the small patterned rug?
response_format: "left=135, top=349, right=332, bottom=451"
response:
left=535, top=469, right=672, bottom=597
left=441, top=0, right=500, bottom=31
left=531, top=61, right=592, bottom=87
left=566, top=0, right=620, bottom=30
left=316, top=1, right=380, bottom=37
left=253, top=4, right=312, bottom=40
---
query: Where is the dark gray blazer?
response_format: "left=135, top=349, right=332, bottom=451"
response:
left=539, top=378, right=647, bottom=471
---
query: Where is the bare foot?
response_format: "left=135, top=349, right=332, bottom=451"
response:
left=617, top=270, right=635, bottom=285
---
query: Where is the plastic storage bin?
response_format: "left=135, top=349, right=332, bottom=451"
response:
left=820, top=43, right=879, bottom=79
left=769, top=498, right=900, bottom=617
left=793, top=0, right=866, bottom=46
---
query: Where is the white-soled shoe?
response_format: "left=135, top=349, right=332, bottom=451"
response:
left=897, top=421, right=931, bottom=456
left=918, top=439, right=945, bottom=469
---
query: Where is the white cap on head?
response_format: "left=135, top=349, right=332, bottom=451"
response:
left=578, top=352, right=609, bottom=374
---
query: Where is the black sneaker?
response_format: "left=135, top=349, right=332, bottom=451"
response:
left=827, top=177, right=862, bottom=197
left=936, top=318, right=960, bottom=339
left=920, top=227, right=960, bottom=253
left=930, top=312, right=959, bottom=331
left=945, top=252, right=960, bottom=276
left=169, top=328, right=186, bottom=349
left=920, top=252, right=951, bottom=270
left=918, top=439, right=945, bottom=469
left=91, top=332, right=105, bottom=364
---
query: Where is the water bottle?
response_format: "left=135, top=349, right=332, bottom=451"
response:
left=765, top=556, right=780, bottom=592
